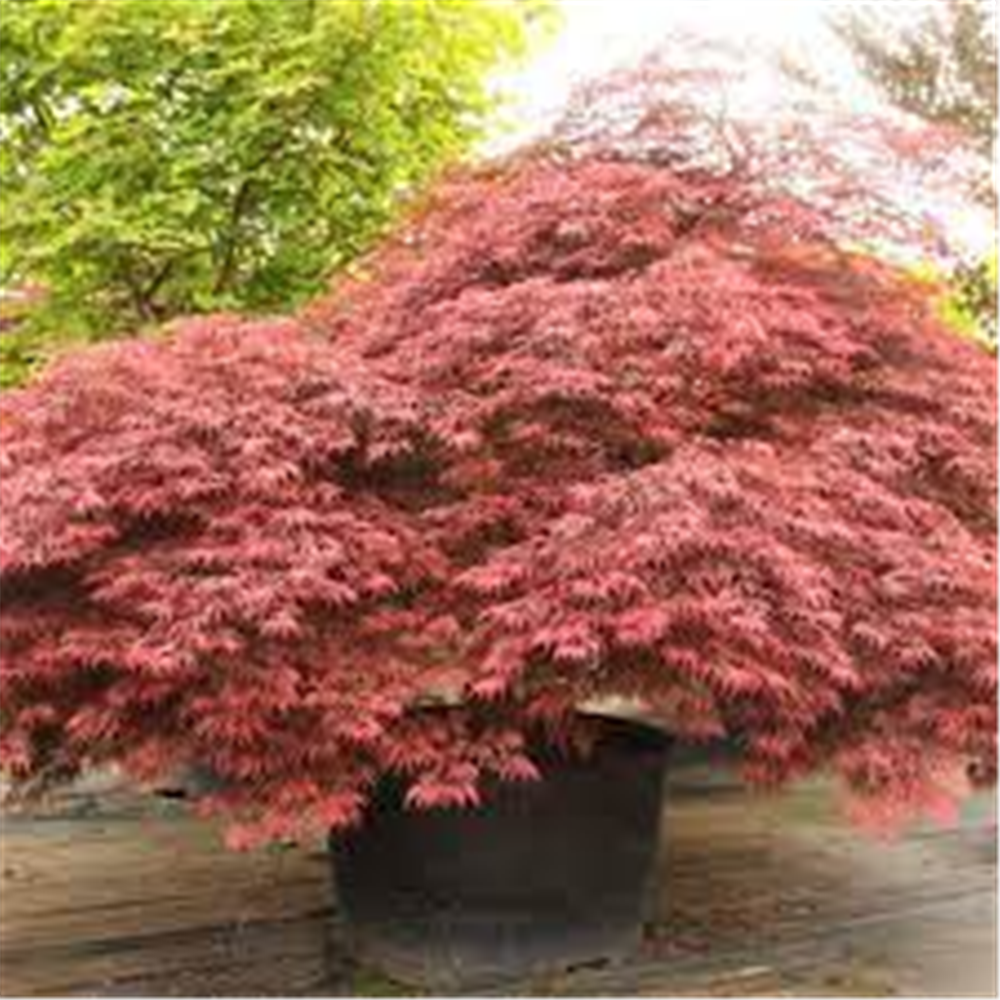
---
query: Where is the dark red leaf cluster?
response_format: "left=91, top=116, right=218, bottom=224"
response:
left=2, top=156, right=995, bottom=844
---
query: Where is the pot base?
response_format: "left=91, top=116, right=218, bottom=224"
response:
left=330, top=718, right=670, bottom=987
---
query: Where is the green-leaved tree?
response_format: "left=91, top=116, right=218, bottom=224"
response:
left=0, top=0, right=553, bottom=384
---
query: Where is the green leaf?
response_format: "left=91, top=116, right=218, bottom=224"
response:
left=0, top=0, right=557, bottom=384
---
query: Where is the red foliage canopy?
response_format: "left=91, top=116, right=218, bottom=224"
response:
left=2, top=156, right=995, bottom=844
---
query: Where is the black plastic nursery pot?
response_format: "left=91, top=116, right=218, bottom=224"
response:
left=329, top=715, right=671, bottom=987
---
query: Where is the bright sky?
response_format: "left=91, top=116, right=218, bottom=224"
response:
left=495, top=0, right=880, bottom=144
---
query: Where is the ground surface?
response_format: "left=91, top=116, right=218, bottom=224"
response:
left=0, top=762, right=995, bottom=997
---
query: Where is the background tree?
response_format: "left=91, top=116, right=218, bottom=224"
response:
left=0, top=0, right=553, bottom=385
left=833, top=0, right=996, bottom=160
left=831, top=0, right=996, bottom=345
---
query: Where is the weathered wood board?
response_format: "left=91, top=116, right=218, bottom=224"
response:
left=1, top=764, right=995, bottom=997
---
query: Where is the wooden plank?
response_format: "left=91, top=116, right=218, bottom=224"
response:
left=1, top=798, right=339, bottom=997
left=1, top=770, right=995, bottom=996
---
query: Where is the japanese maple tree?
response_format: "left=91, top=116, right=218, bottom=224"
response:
left=2, top=150, right=995, bottom=844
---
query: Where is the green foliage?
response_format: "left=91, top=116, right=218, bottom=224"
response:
left=0, top=336, right=38, bottom=390
left=0, top=289, right=46, bottom=388
left=910, top=251, right=997, bottom=351
left=940, top=252, right=998, bottom=348
left=0, top=0, right=553, bottom=384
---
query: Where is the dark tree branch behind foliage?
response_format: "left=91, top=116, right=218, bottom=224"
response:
left=546, top=39, right=986, bottom=264
left=834, top=1, right=996, bottom=165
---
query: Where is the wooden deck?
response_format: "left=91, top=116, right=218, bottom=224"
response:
left=1, top=763, right=995, bottom=997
